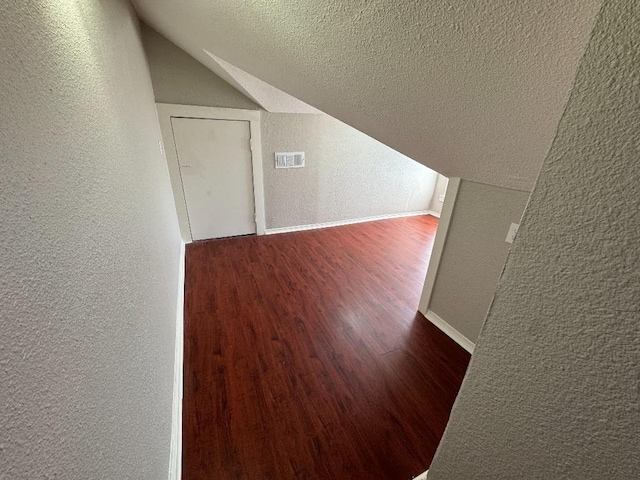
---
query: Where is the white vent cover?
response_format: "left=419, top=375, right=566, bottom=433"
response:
left=275, top=152, right=305, bottom=169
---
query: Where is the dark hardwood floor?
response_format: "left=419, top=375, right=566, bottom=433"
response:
left=183, top=215, right=470, bottom=480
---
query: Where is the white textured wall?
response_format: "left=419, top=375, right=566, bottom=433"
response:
left=428, top=174, right=449, bottom=217
left=262, top=113, right=438, bottom=229
left=139, top=32, right=434, bottom=230
left=426, top=180, right=529, bottom=343
left=204, top=51, right=323, bottom=114
left=0, top=1, right=182, bottom=479
left=140, top=23, right=260, bottom=110
left=132, top=0, right=602, bottom=191
left=429, top=1, right=640, bottom=478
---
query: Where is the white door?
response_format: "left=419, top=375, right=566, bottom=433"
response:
left=171, top=117, right=256, bottom=240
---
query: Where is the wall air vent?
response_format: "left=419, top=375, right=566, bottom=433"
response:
left=275, top=152, right=305, bottom=169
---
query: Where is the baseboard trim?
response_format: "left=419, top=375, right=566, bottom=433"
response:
left=265, top=210, right=438, bottom=235
left=425, top=309, right=475, bottom=354
left=168, top=241, right=186, bottom=480
left=414, top=470, right=428, bottom=479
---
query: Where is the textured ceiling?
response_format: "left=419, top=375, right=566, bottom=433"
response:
left=132, top=0, right=603, bottom=189
left=204, top=50, right=322, bottom=114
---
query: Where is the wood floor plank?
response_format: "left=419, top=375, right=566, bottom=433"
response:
left=183, top=215, right=470, bottom=480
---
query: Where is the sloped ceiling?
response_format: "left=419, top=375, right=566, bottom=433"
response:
left=145, top=37, right=320, bottom=114
left=204, top=50, right=323, bottom=114
left=132, top=0, right=603, bottom=190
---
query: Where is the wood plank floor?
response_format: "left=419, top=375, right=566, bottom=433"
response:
left=183, top=215, right=470, bottom=480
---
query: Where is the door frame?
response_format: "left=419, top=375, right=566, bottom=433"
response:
left=156, top=103, right=266, bottom=242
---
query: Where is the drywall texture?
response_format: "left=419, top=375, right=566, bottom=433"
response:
left=428, top=180, right=529, bottom=343
left=261, top=113, right=437, bottom=229
left=429, top=1, right=640, bottom=478
left=141, top=23, right=259, bottom=110
left=204, top=50, right=322, bottom=114
left=132, top=0, right=603, bottom=191
left=428, top=174, right=449, bottom=216
left=0, top=2, right=182, bottom=479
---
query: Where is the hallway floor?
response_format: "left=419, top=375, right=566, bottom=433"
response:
left=182, top=215, right=470, bottom=480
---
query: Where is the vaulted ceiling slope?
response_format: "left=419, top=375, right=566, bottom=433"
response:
left=204, top=50, right=323, bottom=114
left=133, top=0, right=602, bottom=190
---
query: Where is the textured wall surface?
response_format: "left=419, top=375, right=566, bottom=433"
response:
left=0, top=1, right=182, bottom=479
left=428, top=174, right=449, bottom=217
left=204, top=50, right=323, bottom=114
left=429, top=1, right=640, bottom=478
left=140, top=23, right=260, bottom=110
left=132, top=0, right=602, bottom=191
left=428, top=180, right=529, bottom=343
left=262, top=113, right=437, bottom=229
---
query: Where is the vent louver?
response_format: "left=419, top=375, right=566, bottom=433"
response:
left=275, top=152, right=305, bottom=169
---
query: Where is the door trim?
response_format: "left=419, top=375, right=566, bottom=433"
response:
left=156, top=103, right=266, bottom=242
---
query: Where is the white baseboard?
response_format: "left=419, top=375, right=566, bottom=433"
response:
left=265, top=210, right=438, bottom=235
left=414, top=470, right=428, bottom=479
left=168, top=241, right=186, bottom=480
left=425, top=309, right=475, bottom=354
left=427, top=210, right=441, bottom=218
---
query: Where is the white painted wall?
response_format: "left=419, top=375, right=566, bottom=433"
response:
left=133, top=0, right=603, bottom=191
left=428, top=174, right=449, bottom=217
left=204, top=50, right=323, bottom=114
left=261, top=113, right=439, bottom=229
left=429, top=1, right=640, bottom=478
left=0, top=2, right=182, bottom=478
left=420, top=180, right=530, bottom=345
left=140, top=23, right=260, bottom=110
left=139, top=32, right=439, bottom=231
